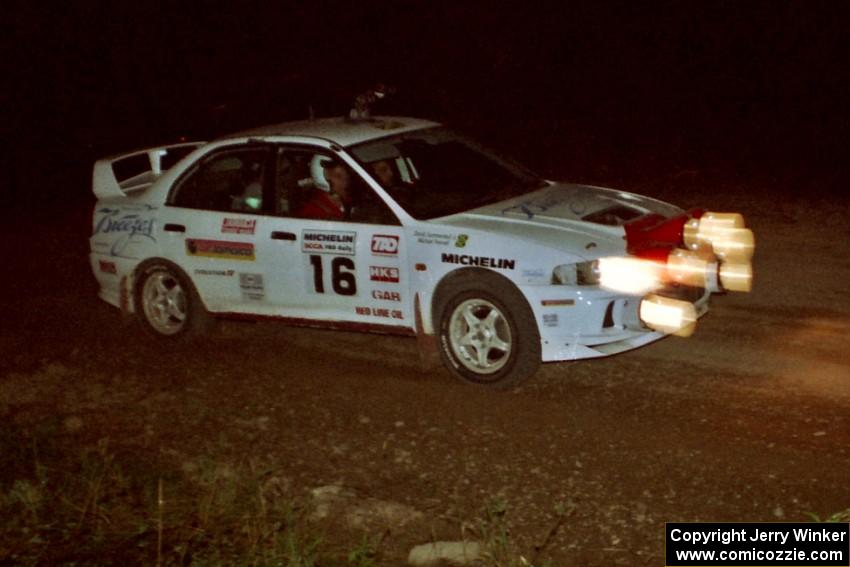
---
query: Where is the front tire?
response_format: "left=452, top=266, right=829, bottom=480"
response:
left=135, top=262, right=213, bottom=340
left=437, top=276, right=541, bottom=388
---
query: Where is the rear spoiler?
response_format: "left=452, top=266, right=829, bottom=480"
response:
left=92, top=141, right=205, bottom=199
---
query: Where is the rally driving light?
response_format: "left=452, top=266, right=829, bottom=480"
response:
left=683, top=211, right=755, bottom=262
left=597, top=257, right=663, bottom=295
left=719, top=261, right=753, bottom=292
left=666, top=249, right=713, bottom=287
left=640, top=294, right=697, bottom=337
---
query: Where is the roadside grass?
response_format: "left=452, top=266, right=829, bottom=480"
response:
left=462, top=498, right=570, bottom=567
left=0, top=417, right=569, bottom=566
left=807, top=508, right=850, bottom=523
left=0, top=418, right=370, bottom=565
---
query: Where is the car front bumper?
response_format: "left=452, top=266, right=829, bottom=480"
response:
left=520, top=283, right=711, bottom=362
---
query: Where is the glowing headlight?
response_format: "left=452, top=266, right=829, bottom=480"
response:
left=597, top=257, right=663, bottom=294
left=552, top=261, right=599, bottom=286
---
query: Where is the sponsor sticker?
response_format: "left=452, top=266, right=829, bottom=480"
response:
left=98, top=260, right=117, bottom=274
left=239, top=273, right=265, bottom=301
left=542, top=313, right=558, bottom=327
left=455, top=234, right=468, bottom=248
left=302, top=229, right=356, bottom=255
left=522, top=268, right=546, bottom=279
left=441, top=253, right=515, bottom=270
left=222, top=218, right=256, bottom=235
left=194, top=268, right=234, bottom=276
left=186, top=239, right=255, bottom=261
left=355, top=306, right=404, bottom=319
left=371, top=234, right=399, bottom=256
left=371, top=290, right=401, bottom=302
left=369, top=266, right=400, bottom=283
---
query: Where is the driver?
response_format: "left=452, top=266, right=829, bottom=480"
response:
left=298, top=159, right=353, bottom=220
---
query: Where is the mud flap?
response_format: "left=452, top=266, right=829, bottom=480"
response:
left=119, top=274, right=136, bottom=315
left=415, top=293, right=441, bottom=370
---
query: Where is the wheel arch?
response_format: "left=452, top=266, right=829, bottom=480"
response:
left=132, top=257, right=210, bottom=313
left=430, top=267, right=533, bottom=329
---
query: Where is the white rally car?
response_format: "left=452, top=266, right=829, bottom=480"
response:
left=90, top=115, right=754, bottom=388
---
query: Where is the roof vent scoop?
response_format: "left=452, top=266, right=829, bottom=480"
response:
left=349, top=84, right=395, bottom=121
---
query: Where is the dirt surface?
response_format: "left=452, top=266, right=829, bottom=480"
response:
left=1, top=185, right=848, bottom=565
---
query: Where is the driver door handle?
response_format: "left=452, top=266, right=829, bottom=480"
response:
left=271, top=231, right=296, bottom=241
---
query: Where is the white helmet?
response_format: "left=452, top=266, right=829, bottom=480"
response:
left=309, top=154, right=332, bottom=192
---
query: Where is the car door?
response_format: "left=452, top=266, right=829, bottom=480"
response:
left=254, top=145, right=413, bottom=328
left=160, top=143, right=274, bottom=313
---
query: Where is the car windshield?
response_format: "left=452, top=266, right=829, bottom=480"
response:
left=348, top=127, right=547, bottom=220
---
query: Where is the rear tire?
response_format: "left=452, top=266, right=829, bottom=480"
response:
left=436, top=274, right=541, bottom=389
left=135, top=261, right=213, bottom=341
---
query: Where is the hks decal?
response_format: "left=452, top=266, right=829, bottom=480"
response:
left=369, top=266, right=400, bottom=283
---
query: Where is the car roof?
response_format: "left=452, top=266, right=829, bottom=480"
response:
left=222, top=115, right=441, bottom=147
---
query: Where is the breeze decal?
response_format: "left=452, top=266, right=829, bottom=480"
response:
left=355, top=306, right=404, bottom=319
left=302, top=230, right=356, bottom=255
left=371, top=234, right=399, bottom=256
left=222, top=218, right=256, bottom=235
left=93, top=207, right=157, bottom=258
left=441, top=253, right=515, bottom=270
left=369, top=266, right=399, bottom=283
left=371, top=290, right=401, bottom=302
left=239, top=273, right=265, bottom=301
left=186, top=239, right=255, bottom=261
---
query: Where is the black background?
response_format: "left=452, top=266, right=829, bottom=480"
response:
left=6, top=2, right=849, bottom=210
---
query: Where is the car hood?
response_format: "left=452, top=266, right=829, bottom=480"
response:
left=435, top=182, right=683, bottom=259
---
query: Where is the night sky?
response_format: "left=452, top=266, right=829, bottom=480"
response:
left=7, top=2, right=849, bottom=207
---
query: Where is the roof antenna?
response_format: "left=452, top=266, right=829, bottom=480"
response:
left=349, top=83, right=395, bottom=121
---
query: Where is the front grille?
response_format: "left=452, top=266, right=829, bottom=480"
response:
left=602, top=301, right=615, bottom=328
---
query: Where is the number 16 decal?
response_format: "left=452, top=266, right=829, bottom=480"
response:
left=309, top=255, right=357, bottom=295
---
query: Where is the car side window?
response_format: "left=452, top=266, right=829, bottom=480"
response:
left=170, top=147, right=270, bottom=213
left=273, top=148, right=315, bottom=217
left=273, top=146, right=400, bottom=225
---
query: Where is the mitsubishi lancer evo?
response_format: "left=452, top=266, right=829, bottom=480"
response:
left=89, top=115, right=754, bottom=388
